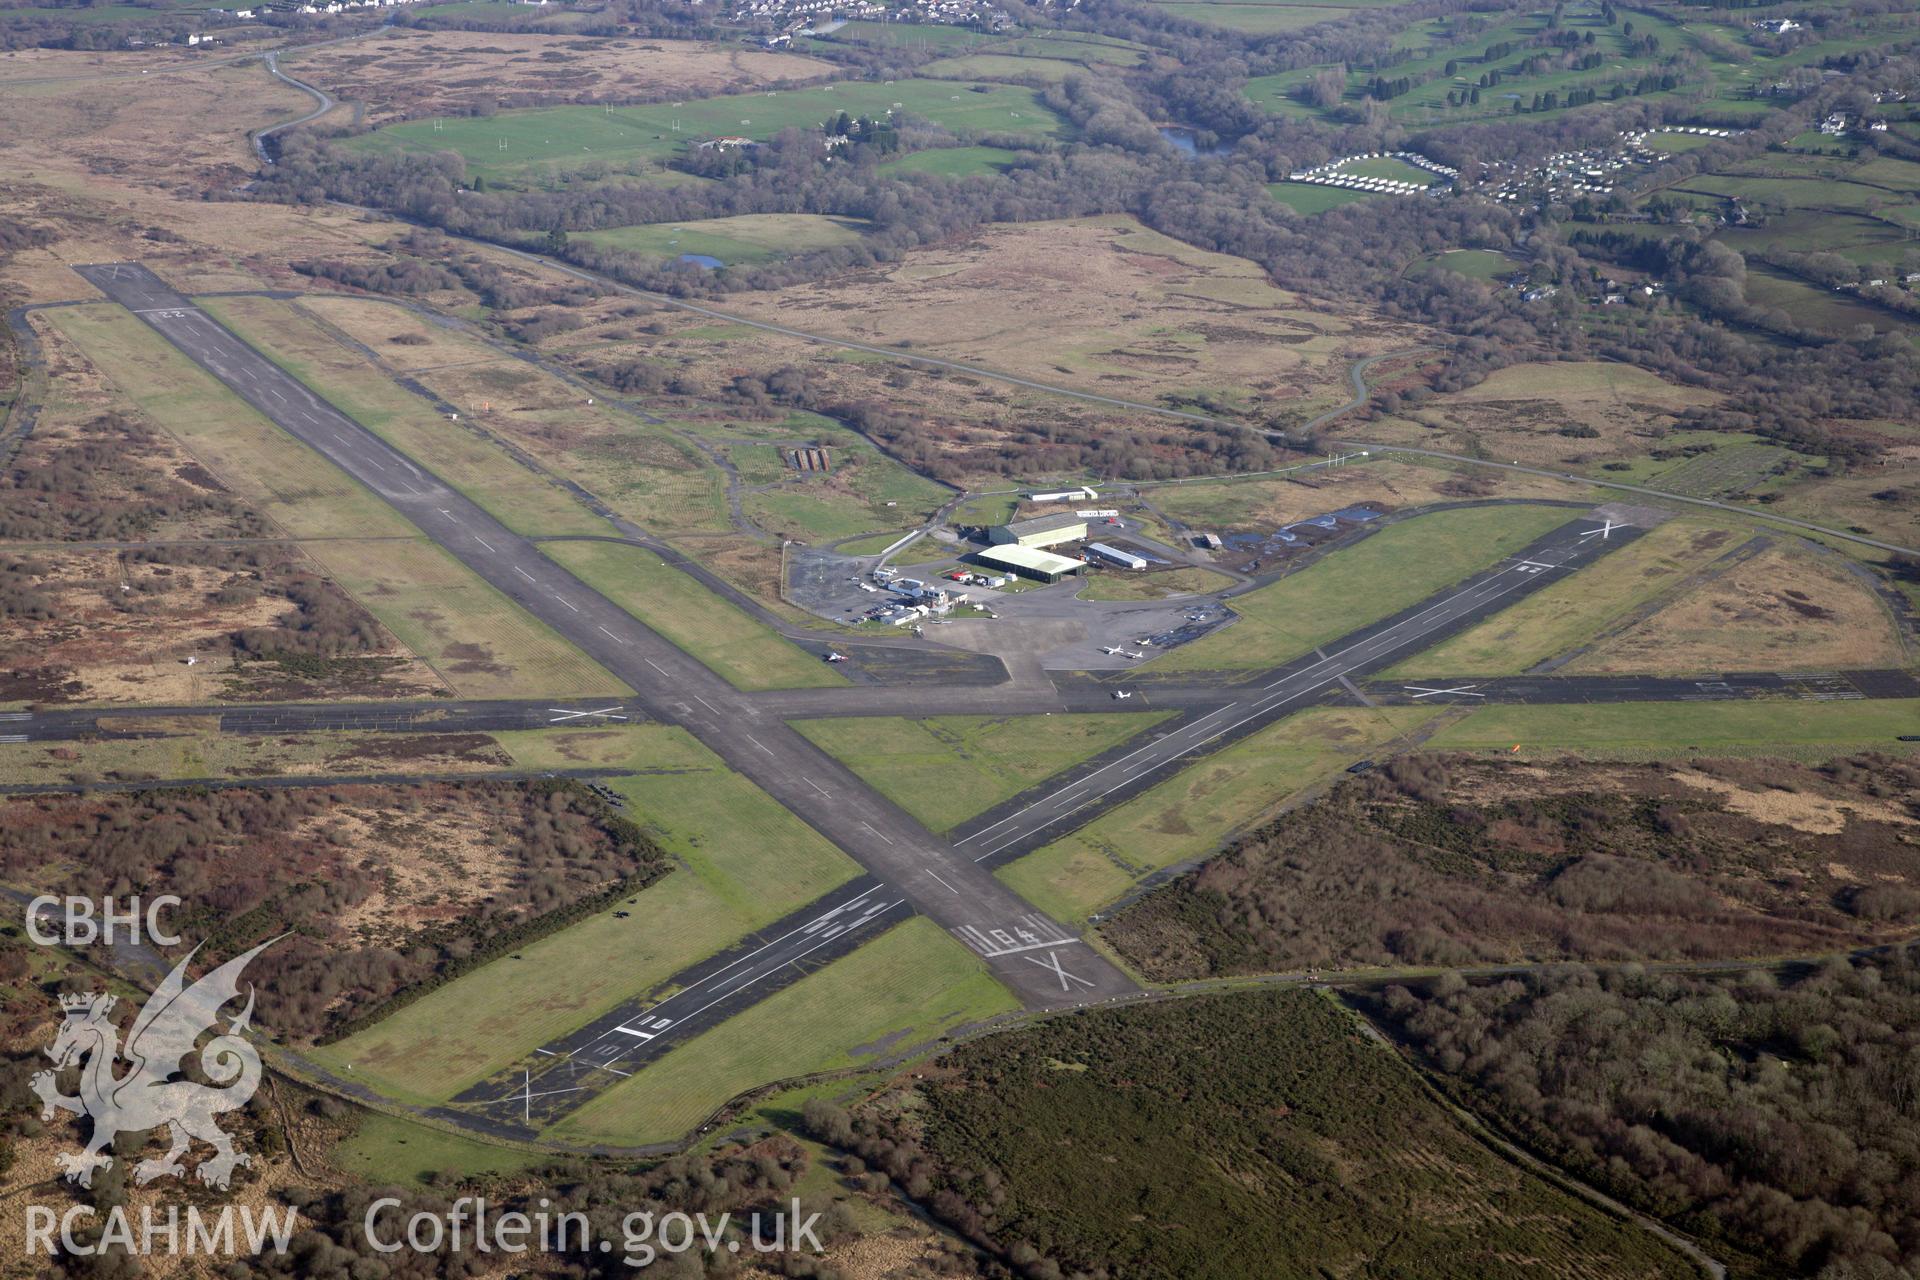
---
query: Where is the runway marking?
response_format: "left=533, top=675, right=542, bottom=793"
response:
left=1403, top=683, right=1484, bottom=699
left=547, top=705, right=627, bottom=724
left=645, top=659, right=670, bottom=677
left=565, top=886, right=887, bottom=1059
left=746, top=736, right=774, bottom=755
left=597, top=625, right=627, bottom=643
left=694, top=695, right=722, bottom=714
left=1025, top=949, right=1096, bottom=992
left=515, top=567, right=535, bottom=581
left=474, top=536, right=495, bottom=553
left=804, top=778, right=830, bottom=797
left=926, top=870, right=959, bottom=894
left=585, top=897, right=906, bottom=1065
left=859, top=820, right=894, bottom=845
left=954, top=916, right=1080, bottom=958
left=557, top=597, right=578, bottom=612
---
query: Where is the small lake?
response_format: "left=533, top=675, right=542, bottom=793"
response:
left=1159, top=126, right=1233, bottom=157
left=677, top=253, right=724, bottom=270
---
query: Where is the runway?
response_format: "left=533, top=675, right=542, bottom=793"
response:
left=74, top=262, right=1139, bottom=1014
left=53, top=261, right=1920, bottom=1142
left=945, top=518, right=1643, bottom=865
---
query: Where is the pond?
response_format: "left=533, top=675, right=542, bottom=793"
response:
left=677, top=253, right=724, bottom=270
left=1158, top=126, right=1233, bottom=157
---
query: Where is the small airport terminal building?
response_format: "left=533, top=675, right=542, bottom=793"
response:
left=973, top=544, right=1087, bottom=584
left=990, top=513, right=1088, bottom=550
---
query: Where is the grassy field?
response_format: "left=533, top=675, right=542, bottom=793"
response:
left=1153, top=505, right=1573, bottom=672
left=1268, top=181, right=1377, bottom=214
left=538, top=539, right=841, bottom=690
left=996, top=705, right=1442, bottom=923
left=1389, top=518, right=1746, bottom=676
left=790, top=713, right=1171, bottom=833
left=577, top=214, right=869, bottom=265
left=350, top=80, right=1067, bottom=183
left=48, top=307, right=618, bottom=699
left=328, top=1112, right=543, bottom=1186
left=1336, top=155, right=1437, bottom=185
left=1417, top=248, right=1518, bottom=280
left=549, top=917, right=1018, bottom=1146
left=1427, top=699, right=1920, bottom=761
left=882, top=144, right=1021, bottom=177
left=198, top=296, right=607, bottom=538
left=307, top=725, right=860, bottom=1103
left=1078, top=566, right=1236, bottom=600
left=1151, top=0, right=1392, bottom=33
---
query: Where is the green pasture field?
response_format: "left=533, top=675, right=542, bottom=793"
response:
left=996, top=705, right=1443, bottom=924
left=1150, top=504, right=1573, bottom=672
left=1336, top=155, right=1438, bottom=185
left=329, top=1113, right=542, bottom=1187
left=1388, top=518, right=1746, bottom=677
left=1427, top=699, right=1920, bottom=762
left=1150, top=2, right=1354, bottom=33
left=306, top=725, right=860, bottom=1103
left=578, top=213, right=869, bottom=265
left=790, top=712, right=1172, bottom=833
left=1415, top=248, right=1518, bottom=280
left=548, top=917, right=1018, bottom=1146
left=1268, top=182, right=1377, bottom=214
left=882, top=144, right=1021, bottom=177
left=538, top=539, right=843, bottom=690
left=1744, top=265, right=1916, bottom=336
left=921, top=53, right=1089, bottom=82
left=350, top=79, right=1068, bottom=183
left=47, top=306, right=619, bottom=699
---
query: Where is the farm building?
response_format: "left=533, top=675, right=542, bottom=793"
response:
left=973, top=545, right=1086, bottom=584
left=1087, top=542, right=1149, bottom=571
left=990, top=513, right=1088, bottom=550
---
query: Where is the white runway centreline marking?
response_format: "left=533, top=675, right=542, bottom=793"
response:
left=515, top=567, right=535, bottom=581
left=474, top=537, right=495, bottom=553
left=927, top=871, right=959, bottom=894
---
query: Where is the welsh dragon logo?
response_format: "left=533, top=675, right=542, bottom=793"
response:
left=31, top=938, right=280, bottom=1191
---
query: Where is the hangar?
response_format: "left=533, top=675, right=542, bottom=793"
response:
left=974, top=544, right=1087, bottom=583
left=990, top=513, right=1088, bottom=550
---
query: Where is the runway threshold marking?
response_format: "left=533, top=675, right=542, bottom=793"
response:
left=1403, top=683, right=1484, bottom=699
left=1025, top=949, right=1096, bottom=992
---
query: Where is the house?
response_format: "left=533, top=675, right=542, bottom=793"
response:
left=1753, top=17, right=1800, bottom=33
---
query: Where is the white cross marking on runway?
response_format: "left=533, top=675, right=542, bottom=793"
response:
left=1025, top=950, right=1095, bottom=992
left=1402, top=684, right=1485, bottom=699
left=1579, top=520, right=1617, bottom=539
left=547, top=705, right=628, bottom=723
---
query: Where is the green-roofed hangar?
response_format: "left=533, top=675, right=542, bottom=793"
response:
left=973, top=544, right=1088, bottom=584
